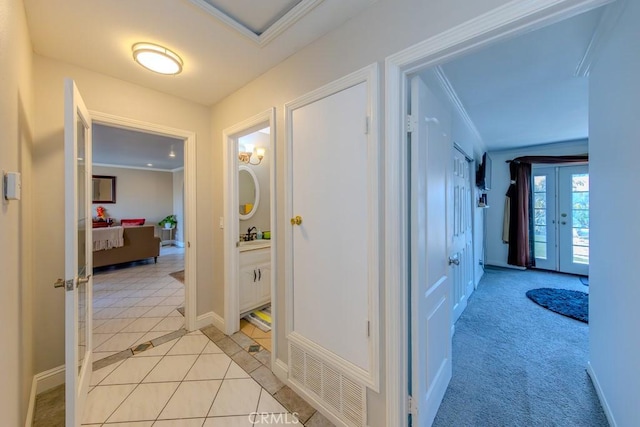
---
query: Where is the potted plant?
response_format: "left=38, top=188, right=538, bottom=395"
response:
left=159, top=214, right=177, bottom=229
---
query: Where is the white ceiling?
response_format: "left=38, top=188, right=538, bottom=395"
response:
left=93, top=124, right=184, bottom=171
left=24, top=0, right=374, bottom=106
left=421, top=6, right=604, bottom=151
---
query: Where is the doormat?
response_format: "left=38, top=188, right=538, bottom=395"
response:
left=579, top=276, right=589, bottom=286
left=243, top=306, right=271, bottom=332
left=169, top=270, right=185, bottom=284
left=526, top=288, right=588, bottom=323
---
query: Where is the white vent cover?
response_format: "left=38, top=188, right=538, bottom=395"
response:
left=289, top=342, right=366, bottom=426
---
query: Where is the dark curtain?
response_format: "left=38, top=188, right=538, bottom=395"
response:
left=505, top=154, right=588, bottom=268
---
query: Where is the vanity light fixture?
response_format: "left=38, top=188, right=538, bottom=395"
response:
left=238, top=145, right=265, bottom=165
left=132, top=42, right=183, bottom=75
left=169, top=145, right=176, bottom=158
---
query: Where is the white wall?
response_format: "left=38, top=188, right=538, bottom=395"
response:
left=589, top=0, right=640, bottom=425
left=209, top=0, right=512, bottom=423
left=238, top=132, right=271, bottom=233
left=484, top=139, right=589, bottom=268
left=31, top=55, right=214, bottom=374
left=0, top=0, right=34, bottom=424
left=92, top=166, right=174, bottom=225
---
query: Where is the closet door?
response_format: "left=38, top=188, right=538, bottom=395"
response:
left=286, top=69, right=379, bottom=389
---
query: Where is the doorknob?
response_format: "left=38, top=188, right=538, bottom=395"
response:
left=54, top=278, right=73, bottom=291
left=77, top=274, right=92, bottom=285
left=290, top=216, right=302, bottom=226
left=561, top=221, right=567, bottom=225
left=53, top=278, right=66, bottom=288
left=448, top=257, right=460, bottom=266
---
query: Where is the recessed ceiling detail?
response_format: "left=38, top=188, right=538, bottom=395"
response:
left=188, top=0, right=324, bottom=46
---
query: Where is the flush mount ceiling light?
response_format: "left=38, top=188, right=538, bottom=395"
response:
left=132, top=42, right=183, bottom=75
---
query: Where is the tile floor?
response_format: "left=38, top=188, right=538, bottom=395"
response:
left=240, top=319, right=272, bottom=352
left=79, top=327, right=333, bottom=426
left=92, top=246, right=186, bottom=362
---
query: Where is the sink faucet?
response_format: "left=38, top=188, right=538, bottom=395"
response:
left=247, top=226, right=257, bottom=241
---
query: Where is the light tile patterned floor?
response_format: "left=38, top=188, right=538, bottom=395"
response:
left=240, top=319, right=272, bottom=352
left=82, top=330, right=298, bottom=426
left=92, top=246, right=186, bottom=361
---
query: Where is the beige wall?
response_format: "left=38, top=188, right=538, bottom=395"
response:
left=173, top=169, right=185, bottom=244
left=32, top=55, right=216, bottom=374
left=0, top=0, right=34, bottom=424
left=238, top=132, right=271, bottom=233
left=92, top=165, right=174, bottom=225
left=208, top=0, right=511, bottom=424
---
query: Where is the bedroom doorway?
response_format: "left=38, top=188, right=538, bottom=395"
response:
left=89, top=112, right=197, bottom=361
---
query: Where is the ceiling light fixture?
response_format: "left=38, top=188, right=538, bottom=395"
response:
left=169, top=145, right=176, bottom=158
left=147, top=163, right=153, bottom=167
left=132, top=42, right=183, bottom=75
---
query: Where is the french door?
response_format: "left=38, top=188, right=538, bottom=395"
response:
left=533, top=165, right=589, bottom=275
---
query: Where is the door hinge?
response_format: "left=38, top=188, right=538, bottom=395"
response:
left=406, top=114, right=416, bottom=133
left=365, top=116, right=370, bottom=135
left=408, top=396, right=418, bottom=415
left=367, top=320, right=370, bottom=337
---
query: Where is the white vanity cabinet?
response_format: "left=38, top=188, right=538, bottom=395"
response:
left=239, top=246, right=271, bottom=314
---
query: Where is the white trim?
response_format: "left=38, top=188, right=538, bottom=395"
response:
left=384, top=1, right=611, bottom=426
left=89, top=111, right=198, bottom=332
left=25, top=365, right=66, bottom=427
left=196, top=311, right=225, bottom=330
left=222, top=108, right=277, bottom=372
left=433, top=66, right=484, bottom=144
left=92, top=162, right=178, bottom=173
left=272, top=358, right=289, bottom=383
left=587, top=363, right=617, bottom=427
left=187, top=0, right=324, bottom=47
left=575, top=0, right=627, bottom=76
left=484, top=261, right=527, bottom=270
left=284, top=63, right=380, bottom=391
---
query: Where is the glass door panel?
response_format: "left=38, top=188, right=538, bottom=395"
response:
left=532, top=167, right=557, bottom=270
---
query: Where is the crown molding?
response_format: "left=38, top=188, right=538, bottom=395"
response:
left=93, top=163, right=176, bottom=173
left=187, top=0, right=324, bottom=47
left=433, top=66, right=484, bottom=144
left=575, top=0, right=627, bottom=76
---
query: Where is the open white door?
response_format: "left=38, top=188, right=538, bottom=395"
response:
left=63, top=79, right=93, bottom=426
left=409, top=75, right=452, bottom=426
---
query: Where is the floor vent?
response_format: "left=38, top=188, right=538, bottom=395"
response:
left=289, top=342, right=366, bottom=427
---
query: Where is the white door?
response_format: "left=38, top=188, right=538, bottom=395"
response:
left=533, top=165, right=588, bottom=276
left=559, top=165, right=589, bottom=276
left=449, top=147, right=474, bottom=323
left=63, top=79, right=93, bottom=426
left=533, top=167, right=558, bottom=271
left=409, top=75, right=452, bottom=427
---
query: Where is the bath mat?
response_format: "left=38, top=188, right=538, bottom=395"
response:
left=244, top=306, right=271, bottom=332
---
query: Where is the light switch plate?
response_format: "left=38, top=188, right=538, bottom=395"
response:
left=3, top=171, right=21, bottom=200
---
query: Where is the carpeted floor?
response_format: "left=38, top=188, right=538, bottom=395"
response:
left=433, top=267, right=608, bottom=427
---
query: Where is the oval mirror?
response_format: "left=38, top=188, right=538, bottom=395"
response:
left=239, top=165, right=260, bottom=220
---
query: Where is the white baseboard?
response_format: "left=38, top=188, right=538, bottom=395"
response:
left=484, top=261, right=526, bottom=270
left=25, top=365, right=65, bottom=427
left=175, top=240, right=185, bottom=248
left=273, top=358, right=289, bottom=383
left=195, top=311, right=225, bottom=332
left=587, top=362, right=617, bottom=427
left=211, top=311, right=225, bottom=332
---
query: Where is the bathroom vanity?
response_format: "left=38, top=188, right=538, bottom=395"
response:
left=238, top=241, right=271, bottom=314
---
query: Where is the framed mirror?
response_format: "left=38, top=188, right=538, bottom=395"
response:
left=238, top=165, right=259, bottom=220
left=92, top=175, right=116, bottom=204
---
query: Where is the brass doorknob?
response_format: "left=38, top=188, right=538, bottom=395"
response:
left=290, top=216, right=302, bottom=226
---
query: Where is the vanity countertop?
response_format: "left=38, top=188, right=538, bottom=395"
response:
left=238, top=240, right=271, bottom=252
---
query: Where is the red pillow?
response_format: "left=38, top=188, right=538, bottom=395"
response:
left=120, top=218, right=145, bottom=227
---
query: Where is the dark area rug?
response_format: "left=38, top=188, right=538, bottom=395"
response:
left=579, top=276, right=589, bottom=286
left=526, top=288, right=588, bottom=323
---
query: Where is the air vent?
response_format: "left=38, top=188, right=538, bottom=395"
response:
left=289, top=342, right=366, bottom=426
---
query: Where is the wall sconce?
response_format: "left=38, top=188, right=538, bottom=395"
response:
left=238, top=145, right=265, bottom=165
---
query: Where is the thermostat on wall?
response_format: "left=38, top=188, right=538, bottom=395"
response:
left=3, top=171, right=21, bottom=200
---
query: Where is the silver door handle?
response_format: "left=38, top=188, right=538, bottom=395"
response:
left=561, top=221, right=567, bottom=225
left=448, top=257, right=460, bottom=266
left=77, top=274, right=92, bottom=285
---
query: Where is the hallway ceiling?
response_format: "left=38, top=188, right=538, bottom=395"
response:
left=24, top=0, right=374, bottom=106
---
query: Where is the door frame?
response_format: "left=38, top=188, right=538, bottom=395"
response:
left=384, top=0, right=611, bottom=425
left=222, top=108, right=276, bottom=364
left=90, top=111, right=198, bottom=331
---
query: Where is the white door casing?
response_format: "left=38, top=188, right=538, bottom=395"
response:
left=64, top=79, right=93, bottom=427
left=409, top=75, right=452, bottom=427
left=449, top=146, right=474, bottom=324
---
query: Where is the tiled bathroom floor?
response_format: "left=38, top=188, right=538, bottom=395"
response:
left=92, top=246, right=185, bottom=361
left=240, top=319, right=272, bottom=352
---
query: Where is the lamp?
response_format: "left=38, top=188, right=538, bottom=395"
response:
left=238, top=145, right=265, bottom=165
left=132, top=42, right=183, bottom=75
